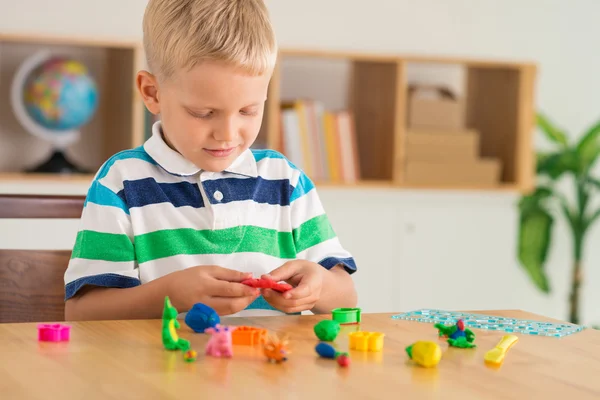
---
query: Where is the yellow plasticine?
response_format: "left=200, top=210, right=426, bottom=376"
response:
left=349, top=331, right=385, bottom=352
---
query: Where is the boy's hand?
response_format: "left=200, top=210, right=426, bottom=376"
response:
left=167, top=266, right=260, bottom=315
left=261, top=260, right=324, bottom=314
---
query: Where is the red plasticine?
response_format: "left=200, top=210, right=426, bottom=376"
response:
left=241, top=278, right=293, bottom=293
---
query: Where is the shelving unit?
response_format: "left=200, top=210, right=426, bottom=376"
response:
left=0, top=37, right=537, bottom=193
left=0, top=33, right=145, bottom=183
left=259, top=48, right=537, bottom=192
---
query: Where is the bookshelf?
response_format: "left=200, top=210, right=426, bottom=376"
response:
left=259, top=49, right=537, bottom=192
left=0, top=38, right=536, bottom=193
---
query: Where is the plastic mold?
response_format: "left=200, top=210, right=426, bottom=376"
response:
left=349, top=331, right=384, bottom=352
left=231, top=326, right=267, bottom=346
left=332, top=308, right=361, bottom=325
left=38, top=323, right=70, bottom=342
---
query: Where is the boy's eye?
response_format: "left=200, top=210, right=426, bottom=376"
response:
left=240, top=109, right=258, bottom=116
left=190, top=110, right=213, bottom=119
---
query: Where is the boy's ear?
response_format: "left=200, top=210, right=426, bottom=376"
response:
left=136, top=70, right=161, bottom=115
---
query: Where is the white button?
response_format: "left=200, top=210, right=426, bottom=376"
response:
left=213, top=191, right=223, bottom=201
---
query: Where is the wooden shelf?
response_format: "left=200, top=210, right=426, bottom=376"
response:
left=0, top=32, right=145, bottom=182
left=262, top=48, right=537, bottom=193
left=0, top=172, right=94, bottom=183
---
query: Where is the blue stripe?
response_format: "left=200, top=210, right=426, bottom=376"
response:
left=252, top=149, right=298, bottom=170
left=245, top=295, right=300, bottom=315
left=85, top=181, right=130, bottom=214
left=290, top=173, right=315, bottom=202
left=203, top=177, right=292, bottom=206
left=96, top=147, right=157, bottom=180
left=119, top=178, right=205, bottom=209
left=64, top=273, right=141, bottom=300
left=245, top=295, right=278, bottom=311
left=118, top=177, right=295, bottom=209
left=319, top=257, right=358, bottom=274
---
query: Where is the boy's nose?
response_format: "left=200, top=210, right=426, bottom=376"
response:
left=214, top=118, right=238, bottom=142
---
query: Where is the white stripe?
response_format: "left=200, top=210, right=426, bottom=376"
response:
left=129, top=200, right=292, bottom=235
left=98, top=158, right=197, bottom=191
left=65, top=258, right=138, bottom=285
left=80, top=202, right=132, bottom=237
left=290, top=189, right=325, bottom=229
left=296, top=237, right=352, bottom=264
left=255, top=157, right=298, bottom=181
left=138, top=252, right=286, bottom=283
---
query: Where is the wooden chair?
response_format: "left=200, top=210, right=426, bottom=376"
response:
left=0, top=194, right=85, bottom=323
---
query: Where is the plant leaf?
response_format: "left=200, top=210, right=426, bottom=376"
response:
left=518, top=186, right=553, bottom=214
left=576, top=119, right=600, bottom=172
left=586, top=176, right=600, bottom=191
left=537, top=113, right=569, bottom=148
left=517, top=208, right=553, bottom=293
left=536, top=149, right=579, bottom=179
left=584, top=207, right=600, bottom=232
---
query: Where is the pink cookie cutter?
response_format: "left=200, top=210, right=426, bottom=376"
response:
left=38, top=323, right=70, bottom=342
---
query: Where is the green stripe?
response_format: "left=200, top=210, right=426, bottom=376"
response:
left=293, top=214, right=336, bottom=253
left=135, top=225, right=297, bottom=263
left=71, top=231, right=135, bottom=262
left=71, top=215, right=337, bottom=264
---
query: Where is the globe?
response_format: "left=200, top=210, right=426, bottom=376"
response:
left=22, top=57, right=99, bottom=131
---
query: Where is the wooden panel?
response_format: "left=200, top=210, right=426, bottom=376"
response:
left=263, top=61, right=282, bottom=151
left=0, top=250, right=71, bottom=323
left=393, top=61, right=407, bottom=183
left=0, top=33, right=140, bottom=49
left=350, top=61, right=398, bottom=180
left=104, top=47, right=142, bottom=160
left=281, top=48, right=535, bottom=69
left=0, top=194, right=84, bottom=218
left=515, top=65, right=537, bottom=192
left=465, top=67, right=521, bottom=183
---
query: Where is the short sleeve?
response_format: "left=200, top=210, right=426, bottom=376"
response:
left=290, top=171, right=357, bottom=274
left=64, top=179, right=140, bottom=300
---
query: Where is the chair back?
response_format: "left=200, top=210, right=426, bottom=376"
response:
left=0, top=194, right=85, bottom=323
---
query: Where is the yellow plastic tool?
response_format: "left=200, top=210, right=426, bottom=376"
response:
left=484, top=335, right=518, bottom=365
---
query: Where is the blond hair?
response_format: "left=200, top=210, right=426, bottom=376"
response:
left=143, top=0, right=277, bottom=79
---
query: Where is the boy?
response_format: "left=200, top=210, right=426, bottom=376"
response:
left=64, top=0, right=358, bottom=321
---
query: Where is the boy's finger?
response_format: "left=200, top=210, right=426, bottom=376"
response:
left=211, top=267, right=253, bottom=282
left=211, top=280, right=259, bottom=297
left=263, top=261, right=299, bottom=282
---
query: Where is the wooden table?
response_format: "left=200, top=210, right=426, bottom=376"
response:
left=1, top=310, right=600, bottom=399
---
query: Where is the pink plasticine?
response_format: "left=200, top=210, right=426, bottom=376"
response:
left=38, top=324, right=70, bottom=342
left=205, top=324, right=237, bottom=358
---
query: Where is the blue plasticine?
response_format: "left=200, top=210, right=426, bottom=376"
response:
left=185, top=303, right=220, bottom=333
left=392, top=309, right=584, bottom=338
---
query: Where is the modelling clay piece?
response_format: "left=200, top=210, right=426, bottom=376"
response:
left=331, top=308, right=361, bottom=324
left=314, top=320, right=340, bottom=341
left=315, top=343, right=351, bottom=367
left=38, top=324, right=70, bottom=342
left=241, top=278, right=293, bottom=293
left=183, top=349, right=198, bottom=362
left=435, top=319, right=476, bottom=348
left=263, top=333, right=290, bottom=363
left=162, top=296, right=191, bottom=351
left=405, top=341, right=442, bottom=368
left=231, top=326, right=267, bottom=346
left=205, top=324, right=236, bottom=358
left=185, top=302, right=220, bottom=333
left=348, top=331, right=385, bottom=352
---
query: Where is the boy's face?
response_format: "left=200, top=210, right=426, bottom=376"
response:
left=137, top=60, right=272, bottom=172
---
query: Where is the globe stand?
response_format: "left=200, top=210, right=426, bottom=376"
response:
left=27, top=150, right=89, bottom=174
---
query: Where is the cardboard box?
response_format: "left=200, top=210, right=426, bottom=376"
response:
left=404, top=158, right=502, bottom=186
left=408, top=85, right=465, bottom=131
left=405, top=129, right=480, bottom=162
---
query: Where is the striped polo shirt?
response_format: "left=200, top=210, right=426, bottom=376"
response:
left=64, top=121, right=357, bottom=316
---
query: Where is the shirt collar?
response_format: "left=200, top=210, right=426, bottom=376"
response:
left=144, top=120, right=258, bottom=178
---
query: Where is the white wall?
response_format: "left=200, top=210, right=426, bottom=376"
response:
left=1, top=0, right=600, bottom=324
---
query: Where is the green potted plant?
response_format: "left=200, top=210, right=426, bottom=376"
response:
left=517, top=113, right=600, bottom=325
